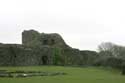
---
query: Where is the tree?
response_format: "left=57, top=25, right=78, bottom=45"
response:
left=98, top=42, right=115, bottom=57
left=98, top=42, right=115, bottom=52
left=97, top=42, right=125, bottom=69
left=98, top=42, right=125, bottom=57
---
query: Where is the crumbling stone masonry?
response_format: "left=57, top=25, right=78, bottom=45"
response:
left=0, top=30, right=98, bottom=66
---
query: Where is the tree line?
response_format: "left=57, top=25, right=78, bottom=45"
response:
left=95, top=42, right=125, bottom=75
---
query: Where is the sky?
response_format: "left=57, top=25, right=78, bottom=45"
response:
left=0, top=0, right=125, bottom=51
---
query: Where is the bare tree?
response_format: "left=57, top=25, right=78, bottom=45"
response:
left=98, top=42, right=125, bottom=57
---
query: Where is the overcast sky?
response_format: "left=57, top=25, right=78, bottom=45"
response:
left=0, top=0, right=125, bottom=51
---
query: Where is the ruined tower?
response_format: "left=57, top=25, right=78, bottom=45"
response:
left=22, top=30, right=69, bottom=48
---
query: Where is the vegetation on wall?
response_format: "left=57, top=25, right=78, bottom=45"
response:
left=53, top=47, right=61, bottom=65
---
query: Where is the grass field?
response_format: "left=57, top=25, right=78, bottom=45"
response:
left=0, top=66, right=125, bottom=83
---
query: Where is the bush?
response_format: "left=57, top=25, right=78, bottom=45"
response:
left=94, top=56, right=124, bottom=69
left=121, top=62, right=125, bottom=75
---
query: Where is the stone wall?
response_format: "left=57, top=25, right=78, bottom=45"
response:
left=0, top=30, right=98, bottom=66
left=0, top=44, right=54, bottom=66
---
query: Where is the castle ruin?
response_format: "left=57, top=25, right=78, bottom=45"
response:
left=0, top=30, right=98, bottom=66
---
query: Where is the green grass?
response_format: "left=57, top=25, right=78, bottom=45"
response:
left=0, top=66, right=125, bottom=83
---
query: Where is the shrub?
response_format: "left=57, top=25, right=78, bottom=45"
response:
left=121, top=62, right=125, bottom=75
left=94, top=56, right=124, bottom=69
